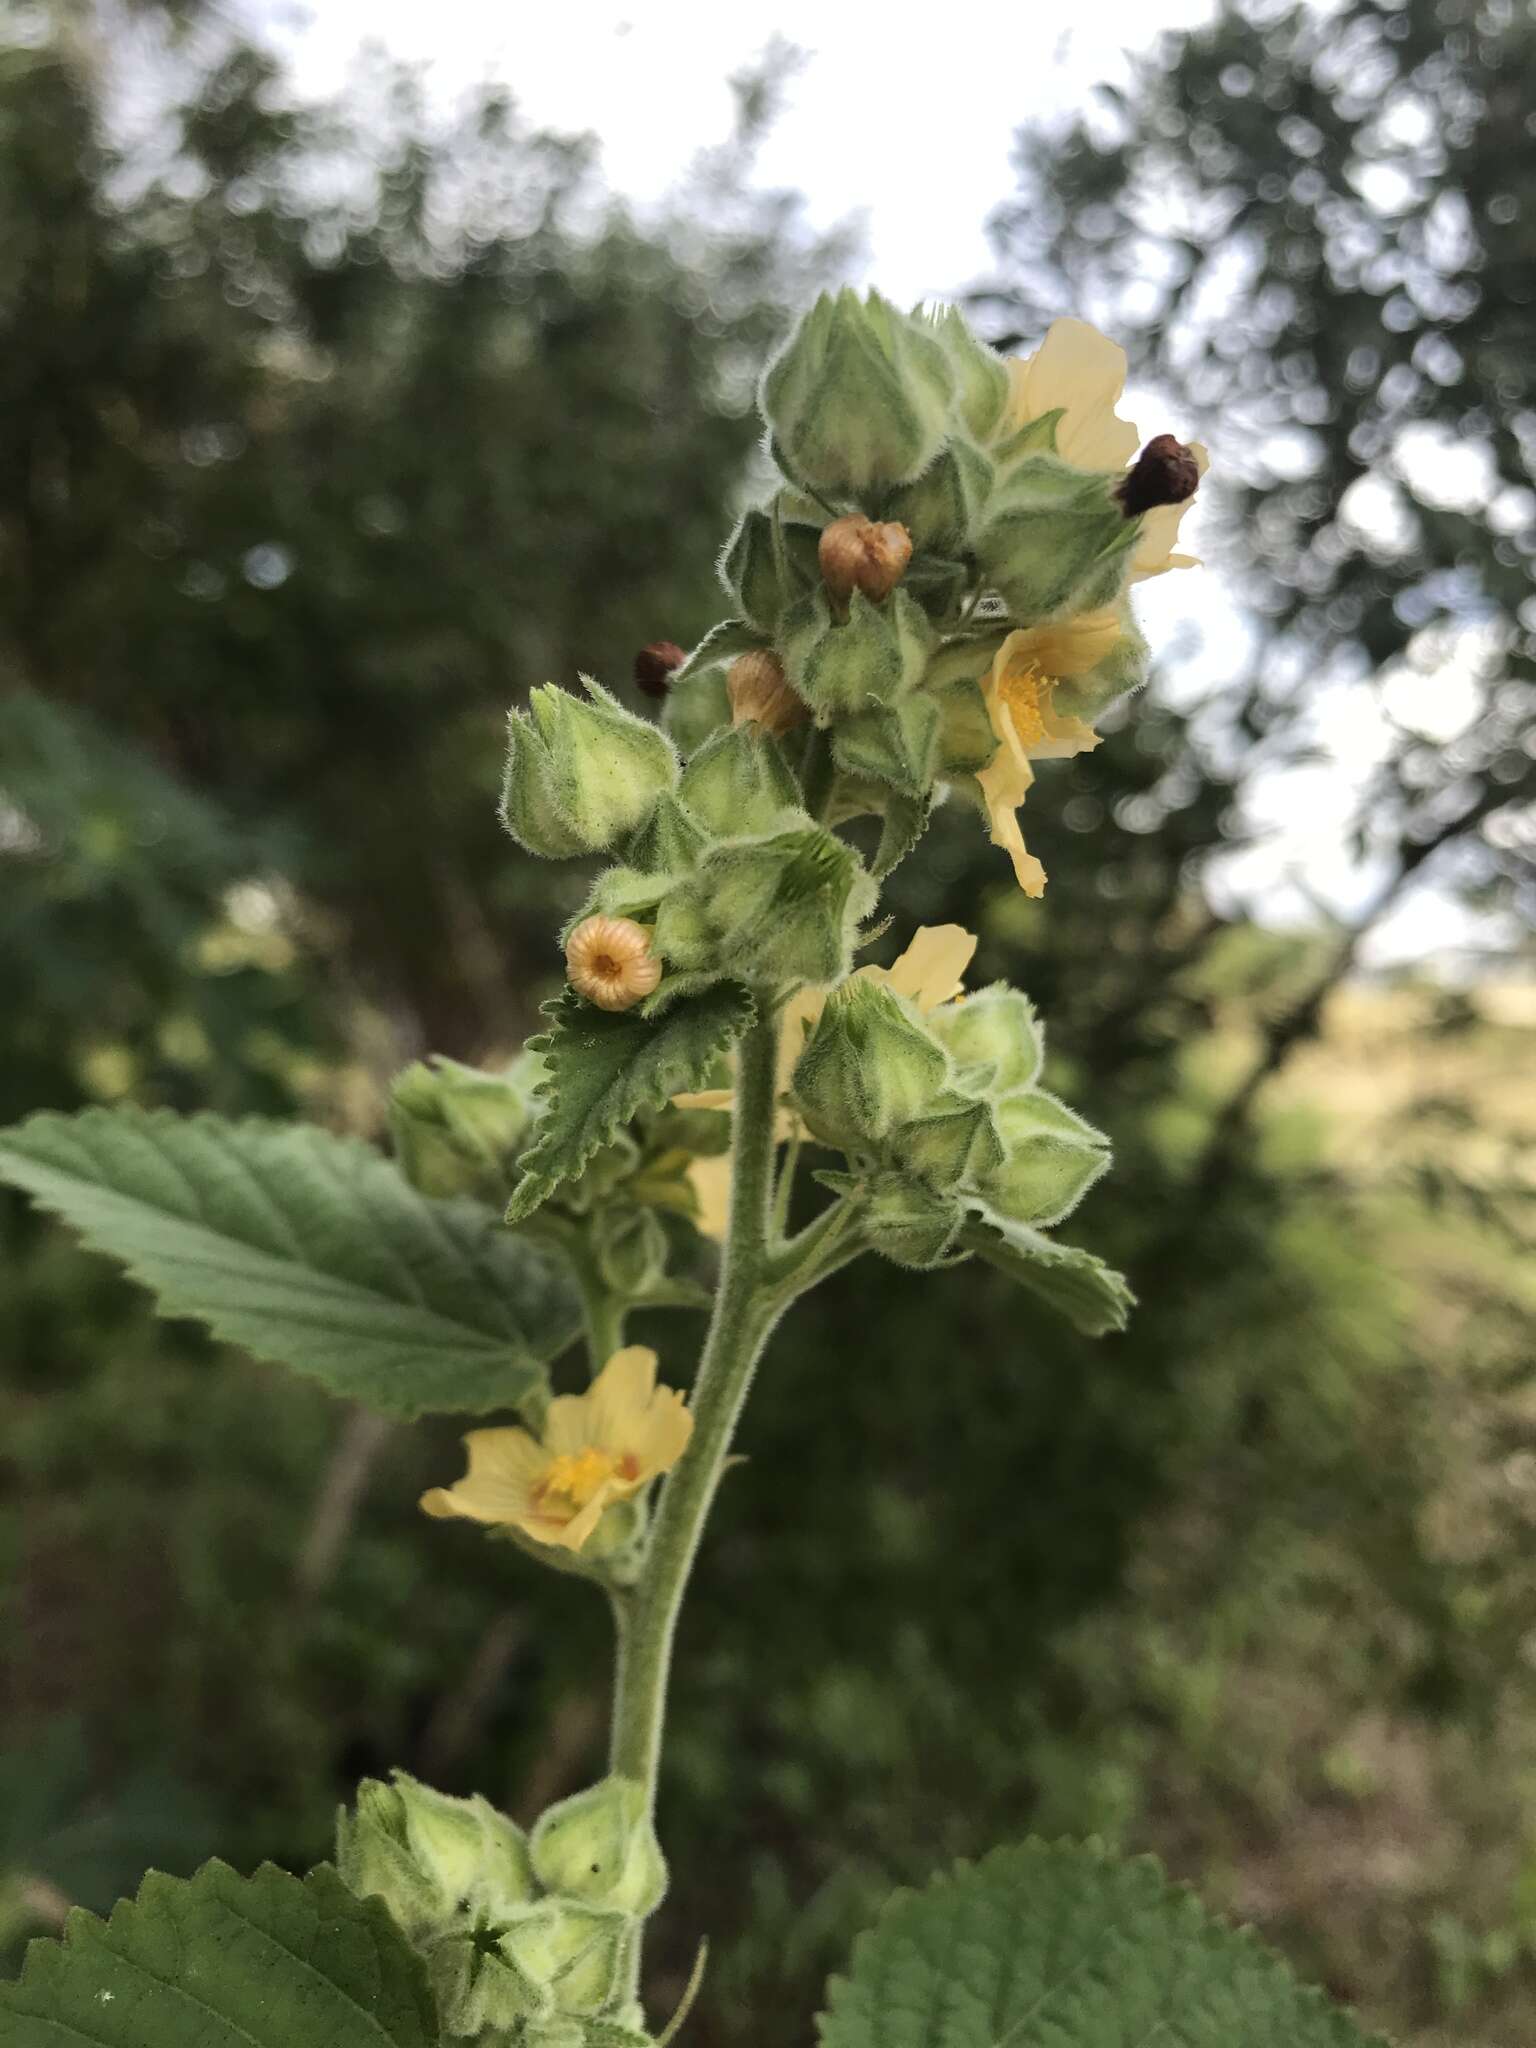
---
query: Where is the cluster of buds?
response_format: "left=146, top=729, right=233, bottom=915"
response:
left=337, top=1770, right=664, bottom=2045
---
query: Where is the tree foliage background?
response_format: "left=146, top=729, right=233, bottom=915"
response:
left=2, top=3, right=1533, bottom=2044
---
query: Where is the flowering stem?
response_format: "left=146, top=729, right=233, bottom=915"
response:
left=608, top=1009, right=782, bottom=1804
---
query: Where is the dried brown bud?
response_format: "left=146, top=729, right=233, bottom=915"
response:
left=727, top=650, right=808, bottom=737
left=817, top=515, right=914, bottom=606
left=1116, top=434, right=1202, bottom=519
left=565, top=915, right=663, bottom=1012
left=633, top=640, right=686, bottom=699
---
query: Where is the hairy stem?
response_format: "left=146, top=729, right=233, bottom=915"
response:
left=608, top=1011, right=782, bottom=1801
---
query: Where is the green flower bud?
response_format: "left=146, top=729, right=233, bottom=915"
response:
left=933, top=675, right=997, bottom=778
left=1051, top=610, right=1150, bottom=726
left=899, top=1092, right=1004, bottom=1192
left=430, top=1929, right=550, bottom=2036
left=975, top=457, right=1140, bottom=627
left=654, top=824, right=871, bottom=989
left=883, top=439, right=995, bottom=554
left=389, top=1055, right=536, bottom=1202
left=779, top=586, right=935, bottom=721
left=929, top=987, right=1044, bottom=1095
left=862, top=1176, right=964, bottom=1270
left=915, top=303, right=1012, bottom=442
left=762, top=288, right=956, bottom=498
left=593, top=1203, right=669, bottom=1297
left=560, top=1131, right=642, bottom=1214
left=676, top=724, right=802, bottom=839
left=792, top=979, right=949, bottom=1152
left=336, top=1771, right=535, bottom=1941
left=981, top=1090, right=1111, bottom=1228
left=830, top=690, right=941, bottom=799
left=502, top=678, right=679, bottom=858
left=500, top=1901, right=629, bottom=2018
left=662, top=656, right=733, bottom=757
left=622, top=790, right=710, bottom=878
left=530, top=1775, right=667, bottom=1917
left=718, top=507, right=821, bottom=631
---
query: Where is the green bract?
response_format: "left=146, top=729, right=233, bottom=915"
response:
left=975, top=454, right=1140, bottom=625
left=502, top=676, right=679, bottom=858
left=761, top=288, right=957, bottom=498
left=779, top=585, right=936, bottom=721
left=389, top=1053, right=538, bottom=1202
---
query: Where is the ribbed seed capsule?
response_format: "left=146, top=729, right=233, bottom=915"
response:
left=727, top=650, right=807, bottom=736
left=817, top=515, right=913, bottom=605
left=565, top=916, right=662, bottom=1011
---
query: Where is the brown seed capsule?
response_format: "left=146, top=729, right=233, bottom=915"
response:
left=565, top=915, right=663, bottom=1012
left=1115, top=434, right=1202, bottom=518
left=727, top=650, right=807, bottom=737
left=633, top=640, right=686, bottom=699
left=817, top=515, right=914, bottom=606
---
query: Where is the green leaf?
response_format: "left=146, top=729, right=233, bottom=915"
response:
left=0, top=1858, right=436, bottom=2048
left=0, top=1109, right=581, bottom=1415
left=960, top=1210, right=1135, bottom=1336
left=670, top=616, right=766, bottom=686
left=818, top=1840, right=1390, bottom=2048
left=508, top=983, right=755, bottom=1222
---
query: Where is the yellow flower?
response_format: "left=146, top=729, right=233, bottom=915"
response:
left=676, top=927, right=978, bottom=1237
left=1000, top=317, right=1208, bottom=582
left=420, top=1346, right=692, bottom=1552
left=976, top=619, right=1115, bottom=898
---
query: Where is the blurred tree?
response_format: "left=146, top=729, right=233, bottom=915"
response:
left=977, top=0, right=1536, bottom=1214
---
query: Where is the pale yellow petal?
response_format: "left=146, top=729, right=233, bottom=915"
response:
left=1010, top=609, right=1123, bottom=680
left=586, top=1345, right=660, bottom=1447
left=1007, top=319, right=1139, bottom=469
left=619, top=1388, right=694, bottom=1490
left=687, top=1152, right=732, bottom=1242
left=550, top=1481, right=623, bottom=1551
left=542, top=1388, right=596, bottom=1456
left=420, top=1425, right=545, bottom=1525
left=670, top=1087, right=734, bottom=1112
left=876, top=925, right=978, bottom=1012
left=1130, top=440, right=1209, bottom=581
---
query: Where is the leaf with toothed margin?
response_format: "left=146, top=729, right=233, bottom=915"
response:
left=0, top=1858, right=436, bottom=2048
left=818, top=1839, right=1391, bottom=2048
left=960, top=1205, right=1135, bottom=1336
left=507, top=983, right=756, bottom=1222
left=0, top=1110, right=581, bottom=1415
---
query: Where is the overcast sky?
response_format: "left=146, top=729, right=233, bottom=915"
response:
left=238, top=0, right=1503, bottom=970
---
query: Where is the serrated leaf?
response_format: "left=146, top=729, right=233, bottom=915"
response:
left=818, top=1840, right=1390, bottom=2048
left=0, top=1109, right=581, bottom=1415
left=0, top=1858, right=436, bottom=2048
left=508, top=983, right=755, bottom=1222
left=960, top=1209, right=1134, bottom=1336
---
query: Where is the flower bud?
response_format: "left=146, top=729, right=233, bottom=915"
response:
left=899, top=1092, right=1004, bottom=1192
left=624, top=790, right=711, bottom=877
left=502, top=678, right=679, bottom=859
left=565, top=915, right=663, bottom=1012
left=817, top=516, right=913, bottom=607
left=530, top=1775, right=667, bottom=1918
left=792, top=979, right=949, bottom=1152
left=389, top=1054, right=536, bottom=1202
left=499, top=1900, right=629, bottom=2019
left=934, top=675, right=998, bottom=777
left=916, top=303, right=1012, bottom=442
left=980, top=1089, right=1111, bottom=1228
left=654, top=823, right=871, bottom=990
left=718, top=508, right=821, bottom=631
left=336, top=1770, right=535, bottom=1941
left=974, top=456, right=1139, bottom=627
left=677, top=723, right=801, bottom=838
left=1115, top=434, right=1202, bottom=518
left=882, top=440, right=995, bottom=554
left=632, top=640, right=685, bottom=699
left=727, top=650, right=807, bottom=737
left=593, top=1202, right=669, bottom=1297
left=779, top=587, right=935, bottom=721
left=662, top=660, right=732, bottom=757
left=928, top=987, right=1044, bottom=1096
left=862, top=1177, right=964, bottom=1270
left=761, top=288, right=956, bottom=497
left=830, top=691, right=941, bottom=798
